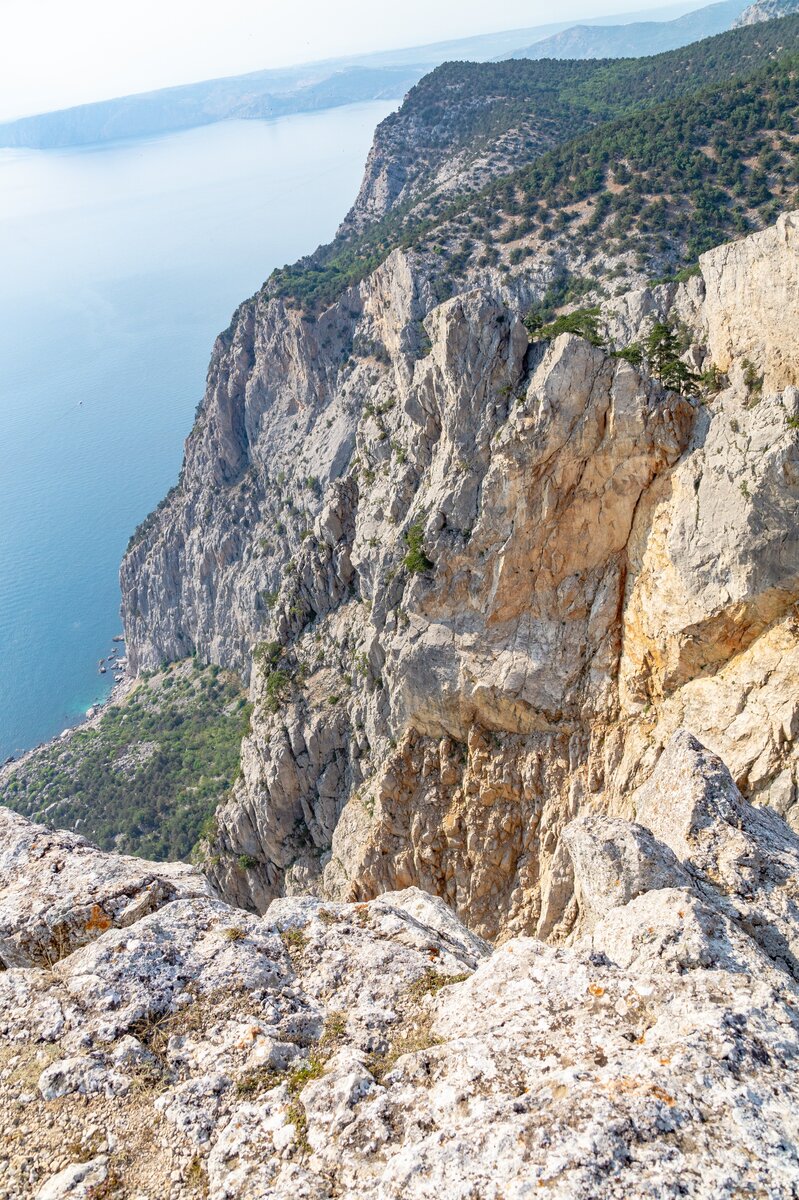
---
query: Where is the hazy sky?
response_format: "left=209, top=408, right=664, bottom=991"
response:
left=0, top=0, right=687, bottom=121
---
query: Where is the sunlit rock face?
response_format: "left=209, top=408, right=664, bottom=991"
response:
left=121, top=214, right=799, bottom=940
left=701, top=209, right=799, bottom=391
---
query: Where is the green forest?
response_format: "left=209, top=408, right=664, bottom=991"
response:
left=270, top=16, right=799, bottom=312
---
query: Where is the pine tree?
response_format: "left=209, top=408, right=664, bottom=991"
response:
left=644, top=322, right=698, bottom=395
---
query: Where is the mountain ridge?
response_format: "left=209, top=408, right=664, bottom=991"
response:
left=510, top=0, right=747, bottom=59
left=0, top=0, right=752, bottom=149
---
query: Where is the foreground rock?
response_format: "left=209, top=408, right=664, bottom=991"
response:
left=2, top=733, right=799, bottom=1197
left=0, top=808, right=209, bottom=969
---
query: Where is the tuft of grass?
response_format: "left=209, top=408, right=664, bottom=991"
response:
left=128, top=984, right=255, bottom=1063
left=185, top=1155, right=209, bottom=1197
left=367, top=1019, right=444, bottom=1084
left=406, top=968, right=471, bottom=1004
left=366, top=969, right=470, bottom=1083
left=285, top=1055, right=325, bottom=1155
left=280, top=927, right=309, bottom=961
left=321, top=1011, right=347, bottom=1048
left=235, top=1064, right=283, bottom=1098
left=84, top=1169, right=127, bottom=1199
left=126, top=1059, right=168, bottom=1097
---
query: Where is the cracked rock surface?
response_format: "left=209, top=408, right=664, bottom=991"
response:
left=2, top=731, right=799, bottom=1197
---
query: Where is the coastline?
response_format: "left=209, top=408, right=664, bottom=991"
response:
left=0, top=670, right=137, bottom=787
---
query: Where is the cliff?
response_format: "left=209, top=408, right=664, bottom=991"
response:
left=112, top=19, right=799, bottom=950
left=120, top=19, right=799, bottom=688
left=735, top=0, right=799, bottom=23
left=4, top=23, right=799, bottom=1197
left=119, top=198, right=799, bottom=950
left=701, top=209, right=799, bottom=391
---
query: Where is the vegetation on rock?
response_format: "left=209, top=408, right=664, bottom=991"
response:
left=403, top=523, right=434, bottom=574
left=0, top=662, right=251, bottom=861
left=270, top=18, right=799, bottom=312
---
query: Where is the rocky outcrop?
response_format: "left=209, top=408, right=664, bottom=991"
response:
left=701, top=209, right=799, bottom=390
left=734, top=0, right=799, bottom=25
left=0, top=808, right=209, bottom=968
left=3, top=734, right=799, bottom=1197
left=121, top=211, right=799, bottom=939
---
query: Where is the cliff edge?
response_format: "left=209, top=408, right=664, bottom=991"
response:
left=1, top=731, right=799, bottom=1196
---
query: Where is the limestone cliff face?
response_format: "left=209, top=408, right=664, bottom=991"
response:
left=121, top=212, right=799, bottom=942
left=121, top=252, right=436, bottom=677
left=701, top=209, right=799, bottom=391
left=734, top=0, right=799, bottom=25
left=335, top=66, right=565, bottom=239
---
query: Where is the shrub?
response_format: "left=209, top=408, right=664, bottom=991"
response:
left=526, top=306, right=604, bottom=347
left=403, top=523, right=434, bottom=574
left=644, top=322, right=698, bottom=395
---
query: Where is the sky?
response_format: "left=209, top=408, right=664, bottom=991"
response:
left=0, top=0, right=692, bottom=121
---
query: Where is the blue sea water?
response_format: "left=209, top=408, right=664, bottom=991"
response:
left=0, top=101, right=394, bottom=759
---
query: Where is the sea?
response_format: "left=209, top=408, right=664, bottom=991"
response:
left=0, top=101, right=394, bottom=760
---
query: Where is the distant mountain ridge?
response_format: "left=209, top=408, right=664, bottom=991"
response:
left=735, top=0, right=799, bottom=24
left=0, top=1, right=739, bottom=149
left=511, top=0, right=748, bottom=59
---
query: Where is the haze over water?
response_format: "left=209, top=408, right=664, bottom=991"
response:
left=0, top=101, right=393, bottom=760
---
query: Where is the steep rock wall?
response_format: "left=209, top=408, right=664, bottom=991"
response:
left=701, top=209, right=799, bottom=391
left=122, top=215, right=799, bottom=942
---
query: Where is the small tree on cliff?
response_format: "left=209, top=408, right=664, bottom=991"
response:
left=644, top=321, right=698, bottom=395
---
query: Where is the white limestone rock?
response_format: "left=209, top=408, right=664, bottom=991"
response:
left=633, top=729, right=799, bottom=984
left=0, top=807, right=209, bottom=969
left=562, top=813, right=690, bottom=931
left=38, top=1053, right=129, bottom=1101
left=3, top=755, right=799, bottom=1197
left=34, top=1157, right=109, bottom=1200
left=701, top=209, right=799, bottom=391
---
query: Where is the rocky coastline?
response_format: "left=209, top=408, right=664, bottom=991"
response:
left=0, top=669, right=133, bottom=787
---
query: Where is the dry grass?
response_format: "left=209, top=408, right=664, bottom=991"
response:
left=280, top=927, right=309, bottom=962
left=365, top=968, right=468, bottom=1083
